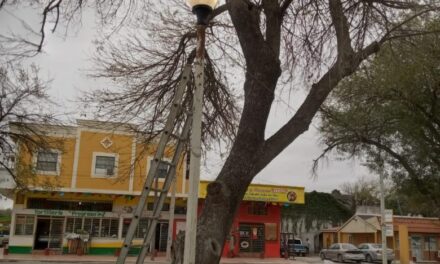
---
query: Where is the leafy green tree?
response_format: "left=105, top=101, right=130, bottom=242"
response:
left=318, top=19, right=440, bottom=217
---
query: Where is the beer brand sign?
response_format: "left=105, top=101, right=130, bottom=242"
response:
left=199, top=181, right=304, bottom=204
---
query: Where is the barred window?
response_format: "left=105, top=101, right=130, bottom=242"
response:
left=65, top=217, right=119, bottom=238
left=91, top=218, right=101, bottom=237
left=122, top=218, right=149, bottom=238
left=424, top=236, right=437, bottom=251
left=83, top=218, right=93, bottom=234
left=248, top=202, right=268, bottom=216
left=101, top=219, right=119, bottom=238
left=15, top=215, right=34, bottom=235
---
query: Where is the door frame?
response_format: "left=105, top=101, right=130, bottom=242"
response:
left=33, top=216, right=65, bottom=250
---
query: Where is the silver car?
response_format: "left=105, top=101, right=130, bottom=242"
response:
left=358, top=243, right=394, bottom=264
left=320, top=243, right=365, bottom=263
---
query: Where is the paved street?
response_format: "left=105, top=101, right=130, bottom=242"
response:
left=0, top=254, right=412, bottom=264
left=0, top=255, right=323, bottom=264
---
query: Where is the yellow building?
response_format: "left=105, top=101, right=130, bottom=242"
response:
left=0, top=120, right=306, bottom=257
left=2, top=120, right=189, bottom=255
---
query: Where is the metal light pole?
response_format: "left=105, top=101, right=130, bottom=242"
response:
left=183, top=1, right=217, bottom=264
left=379, top=160, right=388, bottom=264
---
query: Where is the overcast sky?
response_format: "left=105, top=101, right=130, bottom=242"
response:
left=0, top=5, right=374, bottom=209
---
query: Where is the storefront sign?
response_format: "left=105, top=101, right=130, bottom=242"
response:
left=35, top=209, right=63, bottom=216
left=70, top=211, right=105, bottom=217
left=385, top=223, right=394, bottom=237
left=384, top=209, right=393, bottom=223
left=34, top=209, right=105, bottom=217
left=199, top=181, right=305, bottom=204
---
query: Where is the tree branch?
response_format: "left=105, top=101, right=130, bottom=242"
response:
left=257, top=40, right=380, bottom=172
left=0, top=0, right=6, bottom=9
left=378, top=7, right=440, bottom=44
left=226, top=0, right=266, bottom=62
left=210, top=4, right=228, bottom=20
left=262, top=0, right=281, bottom=57
left=329, top=0, right=354, bottom=58
left=359, top=137, right=418, bottom=177
left=280, top=0, right=293, bottom=18
left=39, top=0, right=63, bottom=52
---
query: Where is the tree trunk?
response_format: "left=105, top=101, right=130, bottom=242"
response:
left=171, top=1, right=380, bottom=263
left=192, top=4, right=282, bottom=263
left=194, top=67, right=280, bottom=263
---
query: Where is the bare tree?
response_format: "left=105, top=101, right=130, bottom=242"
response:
left=0, top=63, right=61, bottom=189
left=2, top=1, right=440, bottom=263
left=340, top=176, right=381, bottom=207
left=86, top=2, right=440, bottom=263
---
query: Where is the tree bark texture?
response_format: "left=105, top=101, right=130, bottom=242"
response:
left=193, top=2, right=281, bottom=263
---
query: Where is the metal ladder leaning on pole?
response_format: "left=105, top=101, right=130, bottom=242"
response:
left=116, top=64, right=193, bottom=264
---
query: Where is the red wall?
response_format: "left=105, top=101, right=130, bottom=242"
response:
left=222, top=202, right=281, bottom=258
left=175, top=201, right=281, bottom=258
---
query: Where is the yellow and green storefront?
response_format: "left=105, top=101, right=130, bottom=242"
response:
left=8, top=191, right=188, bottom=255
left=8, top=182, right=305, bottom=256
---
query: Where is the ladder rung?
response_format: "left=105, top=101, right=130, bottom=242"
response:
left=149, top=188, right=167, bottom=193
left=169, top=133, right=187, bottom=142
left=159, top=160, right=174, bottom=167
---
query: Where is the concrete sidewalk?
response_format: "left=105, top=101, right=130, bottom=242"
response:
left=0, top=254, right=320, bottom=264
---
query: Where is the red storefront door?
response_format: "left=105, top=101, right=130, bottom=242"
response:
left=239, top=223, right=265, bottom=256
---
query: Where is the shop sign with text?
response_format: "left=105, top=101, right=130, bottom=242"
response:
left=199, top=181, right=305, bottom=204
left=34, top=209, right=106, bottom=217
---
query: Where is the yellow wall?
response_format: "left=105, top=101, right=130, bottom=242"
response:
left=20, top=136, right=76, bottom=189
left=17, top=123, right=187, bottom=194
left=132, top=144, right=186, bottom=194
left=76, top=131, right=131, bottom=191
left=339, top=233, right=375, bottom=245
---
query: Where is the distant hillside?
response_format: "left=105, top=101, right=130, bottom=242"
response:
left=282, top=190, right=353, bottom=231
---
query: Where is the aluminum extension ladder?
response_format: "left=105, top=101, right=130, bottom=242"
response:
left=116, top=64, right=193, bottom=264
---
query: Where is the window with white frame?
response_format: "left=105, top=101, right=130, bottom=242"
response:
left=35, top=150, right=61, bottom=175
left=122, top=218, right=149, bottom=238
left=65, top=217, right=119, bottom=238
left=148, top=157, right=170, bottom=181
left=92, top=153, right=118, bottom=177
left=15, top=215, right=34, bottom=235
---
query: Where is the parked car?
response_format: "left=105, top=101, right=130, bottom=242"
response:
left=320, top=243, right=364, bottom=263
left=0, top=231, right=9, bottom=247
left=280, top=238, right=308, bottom=258
left=358, top=243, right=394, bottom=264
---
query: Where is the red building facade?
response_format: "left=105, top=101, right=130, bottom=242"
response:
left=223, top=201, right=281, bottom=258
left=197, top=181, right=305, bottom=258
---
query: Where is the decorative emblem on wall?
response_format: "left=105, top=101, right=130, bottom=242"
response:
left=100, top=137, right=113, bottom=149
